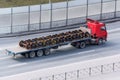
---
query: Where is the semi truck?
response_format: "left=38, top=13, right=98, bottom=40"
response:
left=5, top=19, right=107, bottom=58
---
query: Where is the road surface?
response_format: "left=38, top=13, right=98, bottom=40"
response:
left=0, top=21, right=120, bottom=77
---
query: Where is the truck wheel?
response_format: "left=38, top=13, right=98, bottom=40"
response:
left=76, top=42, right=81, bottom=48
left=25, top=53, right=29, bottom=58
left=44, top=49, right=51, bottom=56
left=52, top=46, right=58, bottom=49
left=97, top=39, right=103, bottom=45
left=29, top=51, right=36, bottom=58
left=71, top=42, right=76, bottom=47
left=80, top=42, right=86, bottom=49
left=36, top=50, right=43, bottom=57
left=21, top=53, right=25, bottom=57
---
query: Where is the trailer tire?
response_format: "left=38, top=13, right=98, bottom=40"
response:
left=36, top=50, right=43, bottom=57
left=80, top=42, right=86, bottom=49
left=52, top=46, right=58, bottom=49
left=25, top=53, right=29, bottom=58
left=76, top=42, right=81, bottom=48
left=71, top=42, right=76, bottom=47
left=21, top=53, right=25, bottom=57
left=44, top=49, right=51, bottom=56
left=29, top=51, right=36, bottom=58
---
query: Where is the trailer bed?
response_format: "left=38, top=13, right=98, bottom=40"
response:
left=6, top=37, right=91, bottom=55
left=5, top=27, right=91, bottom=56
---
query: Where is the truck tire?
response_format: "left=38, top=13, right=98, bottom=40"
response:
left=29, top=51, right=36, bottom=58
left=52, top=46, right=58, bottom=49
left=36, top=50, right=43, bottom=57
left=97, top=38, right=103, bottom=45
left=44, top=49, right=51, bottom=56
left=21, top=53, right=25, bottom=57
left=76, top=42, right=81, bottom=48
left=80, top=42, right=86, bottom=49
left=71, top=42, right=76, bottom=47
left=25, top=53, right=29, bottom=58
left=74, top=41, right=86, bottom=49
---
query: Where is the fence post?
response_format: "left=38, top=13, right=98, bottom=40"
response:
left=39, top=77, right=41, bottom=80
left=28, top=6, right=30, bottom=31
left=52, top=75, right=54, bottom=80
left=113, top=63, right=115, bottom=71
left=65, top=72, right=67, bottom=80
left=66, top=0, right=69, bottom=26
left=114, top=0, right=117, bottom=18
left=77, top=70, right=79, bottom=79
left=100, top=0, right=103, bottom=20
left=50, top=0, right=53, bottom=29
left=11, top=7, right=13, bottom=33
left=86, top=0, right=89, bottom=19
left=39, top=3, right=42, bottom=30
left=101, top=65, right=104, bottom=74
left=89, top=67, right=92, bottom=76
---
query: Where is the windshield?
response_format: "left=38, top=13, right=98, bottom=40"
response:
left=101, top=26, right=106, bottom=31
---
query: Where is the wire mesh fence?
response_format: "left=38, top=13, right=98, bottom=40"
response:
left=0, top=0, right=120, bottom=35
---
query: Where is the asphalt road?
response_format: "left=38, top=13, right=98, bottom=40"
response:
left=0, top=21, right=120, bottom=77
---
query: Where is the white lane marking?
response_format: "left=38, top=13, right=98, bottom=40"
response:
left=0, top=50, right=95, bottom=69
left=0, top=50, right=10, bottom=60
left=0, top=57, right=11, bottom=60
left=57, top=50, right=96, bottom=58
left=78, top=50, right=95, bottom=54
left=108, top=28, right=120, bottom=33
left=8, top=63, right=27, bottom=68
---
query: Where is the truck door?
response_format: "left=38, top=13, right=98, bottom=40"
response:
left=100, top=26, right=107, bottom=40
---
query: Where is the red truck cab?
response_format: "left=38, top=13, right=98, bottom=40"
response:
left=87, top=18, right=107, bottom=44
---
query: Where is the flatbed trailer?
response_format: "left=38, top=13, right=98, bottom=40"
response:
left=6, top=27, right=91, bottom=58
left=6, top=37, right=91, bottom=58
